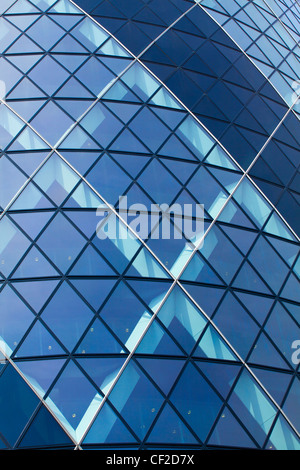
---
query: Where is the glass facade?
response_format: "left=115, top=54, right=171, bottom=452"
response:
left=0, top=0, right=299, bottom=450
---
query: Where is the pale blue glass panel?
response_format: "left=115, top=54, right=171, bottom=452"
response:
left=177, top=116, right=215, bottom=161
left=233, top=178, right=272, bottom=228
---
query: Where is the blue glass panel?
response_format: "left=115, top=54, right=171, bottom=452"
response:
left=170, top=362, right=223, bottom=442
left=228, top=370, right=277, bottom=446
left=0, top=365, right=39, bottom=446
left=108, top=361, right=164, bottom=440
left=41, top=282, right=94, bottom=351
left=147, top=403, right=198, bottom=445
left=19, top=405, right=73, bottom=448
left=83, top=402, right=137, bottom=445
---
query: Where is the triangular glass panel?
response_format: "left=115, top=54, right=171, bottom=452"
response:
left=249, top=332, right=290, bottom=370
left=156, top=286, right=208, bottom=355
left=196, top=361, right=241, bottom=400
left=17, top=358, right=65, bottom=399
left=0, top=103, right=25, bottom=150
left=136, top=317, right=184, bottom=356
left=64, top=181, right=104, bottom=209
left=104, top=102, right=141, bottom=124
left=7, top=0, right=40, bottom=14
left=147, top=402, right=199, bottom=445
left=0, top=216, right=31, bottom=278
left=83, top=401, right=137, bottom=445
left=181, top=284, right=225, bottom=318
left=137, top=358, right=185, bottom=396
left=208, top=407, right=257, bottom=449
left=235, top=291, right=274, bottom=325
left=121, top=62, right=160, bottom=101
left=196, top=325, right=238, bottom=362
left=76, top=318, right=123, bottom=355
left=169, top=361, right=223, bottom=442
left=228, top=370, right=278, bottom=447
left=100, top=281, right=153, bottom=352
left=251, top=367, right=292, bottom=406
left=50, top=0, right=83, bottom=15
left=150, top=87, right=182, bottom=109
left=63, top=209, right=97, bottom=239
left=233, top=260, right=273, bottom=294
left=232, top=178, right=272, bottom=229
left=18, top=405, right=74, bottom=449
left=7, top=99, right=45, bottom=123
left=7, top=34, right=43, bottom=53
left=267, top=236, right=298, bottom=270
left=6, top=54, right=40, bottom=73
left=103, top=80, right=141, bottom=103
left=26, top=14, right=65, bottom=51
left=69, top=244, right=116, bottom=277
left=205, top=144, right=238, bottom=170
left=111, top=153, right=150, bottom=179
left=129, top=107, right=170, bottom=153
left=266, top=414, right=300, bottom=450
left=84, top=153, right=131, bottom=205
left=126, top=246, right=170, bottom=279
left=70, top=278, right=116, bottom=311
left=264, top=212, right=295, bottom=241
left=70, top=17, right=109, bottom=53
left=51, top=33, right=88, bottom=54
left=52, top=53, right=87, bottom=73
left=16, top=319, right=65, bottom=358
left=41, top=282, right=94, bottom=351
left=9, top=126, right=50, bottom=151
left=127, top=279, right=172, bottom=313
left=159, top=134, right=198, bottom=161
left=10, top=211, right=53, bottom=240
left=12, top=245, right=60, bottom=279
left=0, top=156, right=27, bottom=209
left=217, top=198, right=257, bottom=229
left=12, top=279, right=59, bottom=313
left=33, top=153, right=80, bottom=206
left=160, top=157, right=197, bottom=184
left=58, top=124, right=101, bottom=150
left=180, top=251, right=225, bottom=286
left=0, top=365, right=40, bottom=447
left=46, top=359, right=101, bottom=440
left=0, top=284, right=35, bottom=357
left=281, top=272, right=300, bottom=303
left=109, top=128, right=150, bottom=153
left=108, top=361, right=165, bottom=440
left=59, top=150, right=100, bottom=176
left=221, top=226, right=257, bottom=255
left=74, top=56, right=115, bottom=97
left=265, top=302, right=299, bottom=368
left=76, top=357, right=126, bottom=395
left=10, top=180, right=55, bottom=210
left=8, top=151, right=48, bottom=177
left=30, top=101, right=74, bottom=146
left=37, top=212, right=86, bottom=273
left=50, top=14, right=83, bottom=32
left=98, top=56, right=132, bottom=76
left=248, top=236, right=289, bottom=295
left=212, top=292, right=260, bottom=359
left=54, top=76, right=94, bottom=99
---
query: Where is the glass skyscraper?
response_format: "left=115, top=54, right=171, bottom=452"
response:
left=0, top=0, right=299, bottom=450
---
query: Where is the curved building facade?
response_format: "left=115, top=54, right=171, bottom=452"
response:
left=0, top=0, right=299, bottom=450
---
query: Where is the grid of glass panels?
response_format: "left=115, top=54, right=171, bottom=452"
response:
left=0, top=0, right=299, bottom=451
left=75, top=0, right=300, bottom=236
